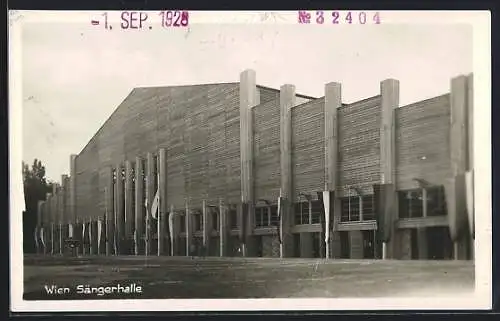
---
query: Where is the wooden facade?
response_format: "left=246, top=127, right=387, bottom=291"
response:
left=35, top=71, right=475, bottom=260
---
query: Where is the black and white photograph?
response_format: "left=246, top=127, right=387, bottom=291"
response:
left=9, top=10, right=491, bottom=312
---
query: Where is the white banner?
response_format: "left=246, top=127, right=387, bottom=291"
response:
left=97, top=219, right=102, bottom=253
left=68, top=223, right=74, bottom=238
left=34, top=227, right=39, bottom=250
left=151, top=188, right=159, bottom=219
left=322, top=191, right=331, bottom=244
left=40, top=227, right=46, bottom=248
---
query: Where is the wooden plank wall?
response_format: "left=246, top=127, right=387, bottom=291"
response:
left=75, top=83, right=246, bottom=219
left=73, top=80, right=452, bottom=224
left=338, top=96, right=382, bottom=197
left=395, top=94, right=451, bottom=190
left=291, top=98, right=325, bottom=198
left=253, top=98, right=281, bottom=202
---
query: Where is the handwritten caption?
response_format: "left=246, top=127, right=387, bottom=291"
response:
left=298, top=11, right=381, bottom=25
left=91, top=11, right=189, bottom=30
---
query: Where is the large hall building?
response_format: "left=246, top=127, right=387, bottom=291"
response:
left=35, top=70, right=475, bottom=260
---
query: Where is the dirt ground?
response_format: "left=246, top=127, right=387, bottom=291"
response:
left=23, top=255, right=475, bottom=300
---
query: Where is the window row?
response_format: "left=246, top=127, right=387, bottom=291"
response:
left=398, top=186, right=446, bottom=218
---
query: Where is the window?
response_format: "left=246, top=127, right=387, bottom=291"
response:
left=255, top=207, right=267, bottom=227
left=229, top=206, right=238, bottom=229
left=426, top=186, right=447, bottom=217
left=398, top=189, right=424, bottom=218
left=362, top=195, right=375, bottom=221
left=294, top=201, right=310, bottom=225
left=180, top=214, right=186, bottom=232
left=193, top=212, right=202, bottom=231
left=340, top=196, right=360, bottom=222
left=211, top=209, right=219, bottom=231
left=311, top=201, right=323, bottom=224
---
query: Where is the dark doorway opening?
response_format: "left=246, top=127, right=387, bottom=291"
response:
left=293, top=234, right=300, bottom=257
left=427, top=226, right=453, bottom=260
left=255, top=236, right=263, bottom=257
left=362, top=230, right=375, bottom=259
left=340, top=231, right=350, bottom=258
left=410, top=229, right=419, bottom=259
left=312, top=232, right=321, bottom=258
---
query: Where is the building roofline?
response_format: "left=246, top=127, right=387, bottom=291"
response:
left=256, top=85, right=318, bottom=100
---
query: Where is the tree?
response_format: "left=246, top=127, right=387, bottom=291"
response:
left=22, top=159, right=53, bottom=254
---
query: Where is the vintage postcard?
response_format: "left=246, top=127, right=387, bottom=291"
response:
left=9, top=10, right=491, bottom=312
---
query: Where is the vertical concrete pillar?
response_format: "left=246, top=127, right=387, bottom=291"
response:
left=93, top=219, right=99, bottom=255
left=280, top=84, right=296, bottom=258
left=185, top=202, right=192, bottom=256
left=219, top=199, right=227, bottom=257
left=202, top=200, right=209, bottom=254
left=168, top=205, right=176, bottom=256
left=466, top=74, right=474, bottom=241
left=97, top=217, right=103, bottom=255
left=324, top=82, right=341, bottom=259
left=380, top=79, right=399, bottom=259
left=80, top=218, right=86, bottom=256
left=115, top=162, right=124, bottom=255
left=158, top=148, right=167, bottom=256
left=124, top=160, right=134, bottom=254
left=239, top=69, right=259, bottom=256
left=145, top=153, right=154, bottom=256
left=69, top=154, right=77, bottom=225
left=135, top=157, right=144, bottom=255
left=448, top=75, right=470, bottom=259
left=300, top=233, right=314, bottom=258
left=105, top=167, right=115, bottom=256
left=87, top=218, right=93, bottom=255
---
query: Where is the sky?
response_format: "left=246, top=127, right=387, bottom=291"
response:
left=20, top=19, right=472, bottom=181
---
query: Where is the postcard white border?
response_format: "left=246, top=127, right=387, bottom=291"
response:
left=9, top=10, right=492, bottom=312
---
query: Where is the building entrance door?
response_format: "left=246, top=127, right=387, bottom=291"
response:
left=427, top=226, right=453, bottom=259
left=340, top=231, right=350, bottom=258
left=362, top=230, right=375, bottom=259
left=312, top=232, right=321, bottom=258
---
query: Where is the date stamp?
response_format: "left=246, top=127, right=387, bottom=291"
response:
left=91, top=10, right=189, bottom=30
left=298, top=10, right=381, bottom=25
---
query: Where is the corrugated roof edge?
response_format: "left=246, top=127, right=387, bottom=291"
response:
left=77, top=82, right=240, bottom=157
left=132, top=82, right=239, bottom=90
left=256, top=85, right=318, bottom=100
